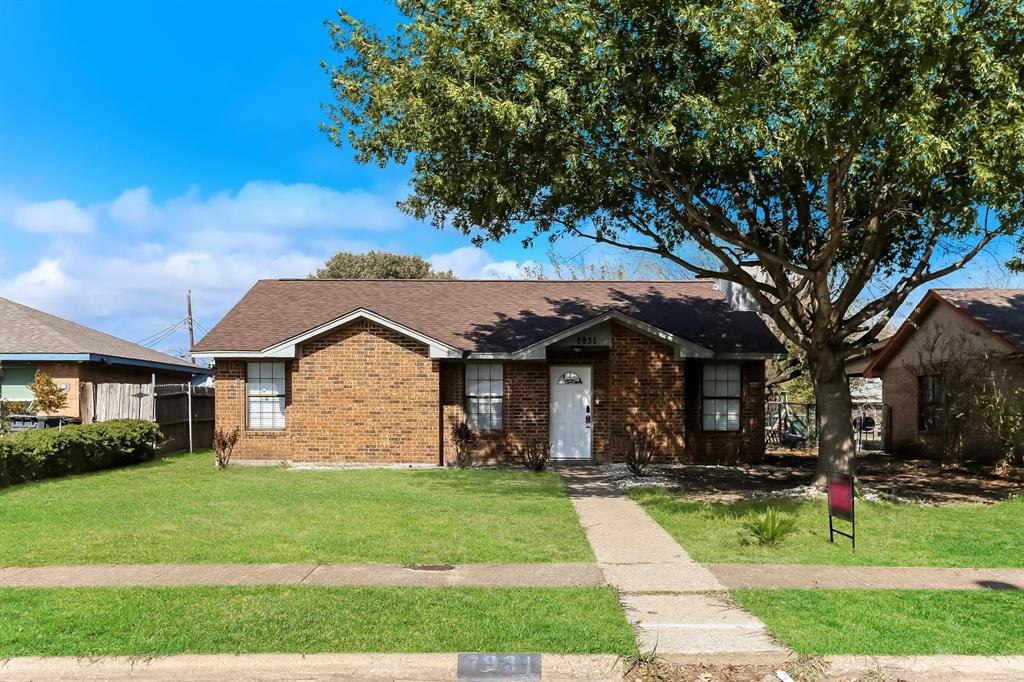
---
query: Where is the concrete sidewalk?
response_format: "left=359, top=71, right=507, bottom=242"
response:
left=0, top=562, right=604, bottom=588
left=708, top=563, right=1024, bottom=591
left=559, top=466, right=788, bottom=662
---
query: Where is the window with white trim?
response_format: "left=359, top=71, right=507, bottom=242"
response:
left=702, top=363, right=741, bottom=432
left=466, top=363, right=503, bottom=431
left=247, top=362, right=286, bottom=429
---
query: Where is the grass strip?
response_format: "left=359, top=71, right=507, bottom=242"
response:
left=0, top=586, right=635, bottom=656
left=0, top=451, right=592, bottom=565
left=734, top=589, right=1024, bottom=655
left=630, top=486, right=1024, bottom=568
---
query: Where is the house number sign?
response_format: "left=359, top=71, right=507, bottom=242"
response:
left=457, top=653, right=541, bottom=681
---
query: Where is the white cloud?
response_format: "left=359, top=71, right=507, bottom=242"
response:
left=2, top=248, right=320, bottom=353
left=0, top=180, right=537, bottom=357
left=0, top=179, right=418, bottom=354
left=429, top=245, right=533, bottom=279
left=108, top=181, right=408, bottom=232
left=110, top=186, right=161, bottom=227
left=12, top=198, right=94, bottom=234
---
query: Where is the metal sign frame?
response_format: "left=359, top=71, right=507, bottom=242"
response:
left=827, top=471, right=855, bottom=550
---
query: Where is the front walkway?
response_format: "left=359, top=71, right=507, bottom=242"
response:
left=0, top=562, right=603, bottom=588
left=558, top=466, right=789, bottom=662
left=709, top=563, right=1024, bottom=591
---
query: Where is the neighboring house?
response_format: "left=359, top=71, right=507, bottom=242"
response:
left=845, top=338, right=888, bottom=404
left=0, top=297, right=211, bottom=420
left=865, top=289, right=1024, bottom=460
left=193, top=279, right=785, bottom=465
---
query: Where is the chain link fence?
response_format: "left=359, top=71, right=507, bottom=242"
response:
left=767, top=400, right=887, bottom=453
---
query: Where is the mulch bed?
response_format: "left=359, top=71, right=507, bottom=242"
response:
left=633, top=450, right=1022, bottom=505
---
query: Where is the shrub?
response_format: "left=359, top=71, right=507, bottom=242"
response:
left=739, top=507, right=798, bottom=547
left=519, top=439, right=550, bottom=471
left=625, top=430, right=655, bottom=477
left=450, top=421, right=475, bottom=468
left=213, top=427, right=241, bottom=468
left=29, top=370, right=68, bottom=415
left=0, top=419, right=162, bottom=488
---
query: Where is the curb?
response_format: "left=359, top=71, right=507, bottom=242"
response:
left=0, top=653, right=624, bottom=681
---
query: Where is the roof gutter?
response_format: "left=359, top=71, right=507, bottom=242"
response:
left=0, top=353, right=212, bottom=375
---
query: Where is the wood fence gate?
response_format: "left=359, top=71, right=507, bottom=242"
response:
left=80, top=382, right=214, bottom=454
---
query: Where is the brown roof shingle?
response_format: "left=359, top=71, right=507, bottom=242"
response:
left=0, top=296, right=201, bottom=371
left=193, top=279, right=785, bottom=356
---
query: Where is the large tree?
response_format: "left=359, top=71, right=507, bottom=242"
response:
left=311, top=250, right=454, bottom=279
left=324, top=0, right=1024, bottom=482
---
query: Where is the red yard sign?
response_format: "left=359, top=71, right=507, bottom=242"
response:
left=827, top=472, right=855, bottom=549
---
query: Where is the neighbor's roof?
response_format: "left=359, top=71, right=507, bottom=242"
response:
left=0, top=296, right=207, bottom=373
left=193, top=279, right=786, bottom=356
left=931, top=289, right=1024, bottom=351
left=865, top=288, right=1024, bottom=376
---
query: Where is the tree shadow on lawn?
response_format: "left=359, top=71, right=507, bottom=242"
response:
left=630, top=489, right=810, bottom=521
left=639, top=450, right=1022, bottom=505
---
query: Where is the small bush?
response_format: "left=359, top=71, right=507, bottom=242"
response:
left=29, top=370, right=68, bottom=414
left=213, top=427, right=241, bottom=468
left=739, top=507, right=798, bottom=547
left=519, top=439, right=550, bottom=471
left=0, top=419, right=162, bottom=488
left=625, top=430, right=655, bottom=477
left=450, top=421, right=475, bottom=468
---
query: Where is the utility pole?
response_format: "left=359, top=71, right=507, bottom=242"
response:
left=186, top=290, right=195, bottom=363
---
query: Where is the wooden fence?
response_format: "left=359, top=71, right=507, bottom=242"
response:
left=81, top=382, right=214, bottom=454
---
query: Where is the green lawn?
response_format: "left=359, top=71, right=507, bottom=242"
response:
left=629, top=487, right=1024, bottom=567
left=735, top=589, right=1024, bottom=655
left=0, top=586, right=634, bottom=656
left=0, top=452, right=592, bottom=565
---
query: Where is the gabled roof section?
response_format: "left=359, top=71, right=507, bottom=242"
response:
left=193, top=279, right=786, bottom=359
left=864, top=288, right=1024, bottom=376
left=0, top=296, right=207, bottom=373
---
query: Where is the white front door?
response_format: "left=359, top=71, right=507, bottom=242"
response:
left=549, top=366, right=593, bottom=460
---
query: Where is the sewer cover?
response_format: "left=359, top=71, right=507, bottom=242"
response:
left=457, top=653, right=541, bottom=681
left=403, top=563, right=455, bottom=571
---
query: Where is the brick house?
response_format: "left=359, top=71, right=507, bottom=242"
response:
left=864, top=289, right=1024, bottom=460
left=193, top=280, right=785, bottom=465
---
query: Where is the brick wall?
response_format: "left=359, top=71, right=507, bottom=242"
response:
left=441, top=361, right=550, bottom=464
left=440, top=323, right=765, bottom=465
left=216, top=319, right=439, bottom=463
left=606, top=324, right=686, bottom=462
left=216, top=319, right=766, bottom=466
left=685, top=360, right=766, bottom=464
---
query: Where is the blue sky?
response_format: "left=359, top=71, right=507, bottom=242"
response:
left=1, top=1, right=1020, bottom=358
left=0, top=1, right=553, bottom=357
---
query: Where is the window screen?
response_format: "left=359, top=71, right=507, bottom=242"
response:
left=917, top=374, right=945, bottom=433
left=247, top=362, right=286, bottom=429
left=702, top=363, right=741, bottom=432
left=466, top=363, right=503, bottom=431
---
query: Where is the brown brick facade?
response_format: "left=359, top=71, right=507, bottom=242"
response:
left=216, top=320, right=439, bottom=463
left=215, top=319, right=766, bottom=465
left=438, top=323, right=764, bottom=465
left=685, top=360, right=766, bottom=464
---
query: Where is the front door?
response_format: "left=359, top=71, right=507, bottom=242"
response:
left=549, top=366, right=592, bottom=460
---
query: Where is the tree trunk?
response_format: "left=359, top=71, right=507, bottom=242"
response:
left=810, top=356, right=856, bottom=488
